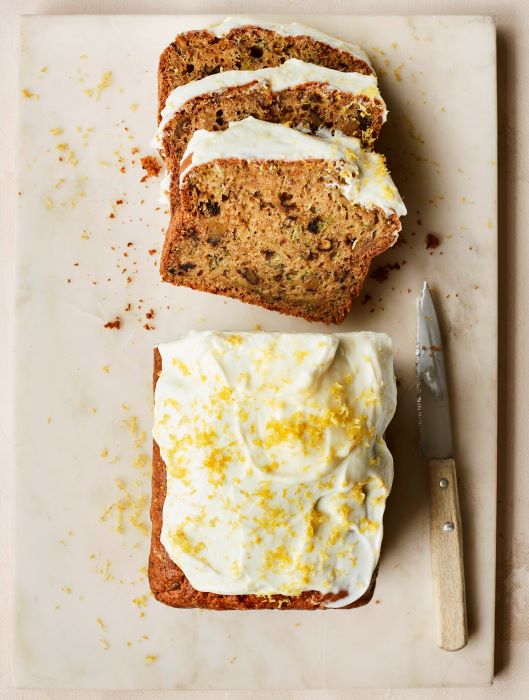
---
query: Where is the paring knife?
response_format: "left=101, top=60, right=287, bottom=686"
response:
left=416, top=281, right=468, bottom=652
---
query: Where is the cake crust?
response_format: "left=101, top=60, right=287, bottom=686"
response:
left=149, top=348, right=378, bottom=610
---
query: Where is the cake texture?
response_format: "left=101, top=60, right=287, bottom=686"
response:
left=149, top=331, right=396, bottom=610
left=160, top=118, right=406, bottom=324
left=158, top=17, right=374, bottom=119
left=154, top=58, right=386, bottom=212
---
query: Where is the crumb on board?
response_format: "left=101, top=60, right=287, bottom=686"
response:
left=104, top=317, right=121, bottom=329
left=426, top=233, right=440, bottom=250
left=370, top=262, right=401, bottom=283
left=140, top=156, right=162, bottom=181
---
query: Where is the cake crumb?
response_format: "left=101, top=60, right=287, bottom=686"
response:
left=426, top=233, right=440, bottom=250
left=104, top=317, right=121, bottom=329
left=370, top=262, right=400, bottom=283
left=140, top=156, right=162, bottom=181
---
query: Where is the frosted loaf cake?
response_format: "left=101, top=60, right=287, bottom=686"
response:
left=149, top=331, right=397, bottom=610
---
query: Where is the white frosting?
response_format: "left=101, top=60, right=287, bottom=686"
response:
left=181, top=117, right=407, bottom=218
left=209, top=17, right=372, bottom=67
left=153, top=58, right=385, bottom=151
left=153, top=331, right=396, bottom=607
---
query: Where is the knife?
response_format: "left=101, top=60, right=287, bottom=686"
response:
left=416, top=281, right=468, bottom=651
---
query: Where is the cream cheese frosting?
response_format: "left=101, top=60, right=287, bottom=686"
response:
left=153, top=58, right=385, bottom=151
left=180, top=117, right=407, bottom=218
left=208, top=17, right=372, bottom=67
left=153, top=331, right=396, bottom=607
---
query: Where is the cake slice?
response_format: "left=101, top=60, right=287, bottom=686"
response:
left=158, top=17, right=373, bottom=118
left=150, top=330, right=396, bottom=610
left=154, top=58, right=386, bottom=212
left=160, top=118, right=406, bottom=324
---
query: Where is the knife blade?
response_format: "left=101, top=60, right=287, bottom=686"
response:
left=416, top=281, right=468, bottom=652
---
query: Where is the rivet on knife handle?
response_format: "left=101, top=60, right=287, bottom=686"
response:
left=429, top=458, right=468, bottom=651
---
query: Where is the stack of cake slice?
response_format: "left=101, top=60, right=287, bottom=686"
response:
left=154, top=17, right=406, bottom=323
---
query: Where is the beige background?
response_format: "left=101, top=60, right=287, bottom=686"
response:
left=0, top=0, right=527, bottom=698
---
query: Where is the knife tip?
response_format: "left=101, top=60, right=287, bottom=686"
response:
left=420, top=280, right=430, bottom=301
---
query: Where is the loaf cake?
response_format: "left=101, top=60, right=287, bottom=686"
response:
left=159, top=117, right=406, bottom=324
left=149, top=330, right=396, bottom=610
left=158, top=17, right=374, bottom=119
left=154, top=58, right=386, bottom=212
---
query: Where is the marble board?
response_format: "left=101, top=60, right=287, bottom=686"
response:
left=15, top=15, right=497, bottom=689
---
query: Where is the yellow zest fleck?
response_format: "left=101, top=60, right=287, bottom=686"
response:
left=132, top=594, right=148, bottom=609
left=61, top=586, right=72, bottom=594
left=294, top=350, right=309, bottom=364
left=130, top=103, right=138, bottom=111
left=100, top=448, right=108, bottom=459
left=96, top=617, right=105, bottom=630
left=170, top=526, right=205, bottom=556
left=171, top=358, right=190, bottom=375
left=45, top=197, right=53, bottom=210
left=22, top=88, right=39, bottom=99
left=49, top=127, right=63, bottom=135
left=393, top=63, right=404, bottom=82
left=216, top=386, right=233, bottom=401
left=358, top=388, right=379, bottom=405
left=203, top=448, right=231, bottom=487
left=263, top=545, right=292, bottom=574
left=359, top=517, right=379, bottom=533
left=145, top=655, right=158, bottom=665
left=100, top=639, right=110, bottom=650
left=133, top=453, right=149, bottom=469
left=194, top=428, right=217, bottom=448
left=225, top=334, right=243, bottom=345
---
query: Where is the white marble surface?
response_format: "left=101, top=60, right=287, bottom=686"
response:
left=11, top=9, right=498, bottom=693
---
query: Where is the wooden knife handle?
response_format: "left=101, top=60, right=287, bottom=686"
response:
left=429, top=458, right=468, bottom=651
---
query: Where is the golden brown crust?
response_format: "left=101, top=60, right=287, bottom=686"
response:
left=158, top=26, right=373, bottom=120
left=149, top=348, right=378, bottom=609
